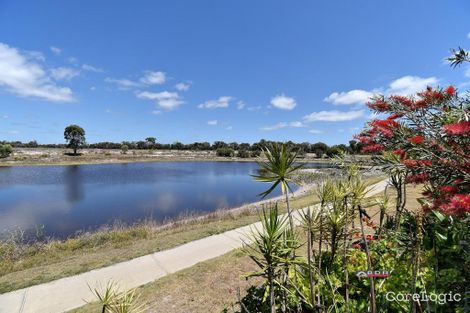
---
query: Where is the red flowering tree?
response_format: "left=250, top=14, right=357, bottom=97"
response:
left=357, top=86, right=470, bottom=216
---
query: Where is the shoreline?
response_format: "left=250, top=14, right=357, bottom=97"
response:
left=0, top=148, right=343, bottom=167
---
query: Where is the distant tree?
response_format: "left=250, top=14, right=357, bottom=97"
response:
left=0, top=144, right=12, bottom=158
left=311, top=142, right=329, bottom=158
left=326, top=145, right=347, bottom=157
left=172, top=142, right=184, bottom=150
left=216, top=147, right=235, bottom=157
left=237, top=149, right=250, bottom=158
left=348, top=140, right=363, bottom=154
left=121, top=144, right=129, bottom=154
left=145, top=137, right=156, bottom=149
left=27, top=140, right=38, bottom=148
left=64, top=125, right=86, bottom=155
left=212, top=141, right=227, bottom=150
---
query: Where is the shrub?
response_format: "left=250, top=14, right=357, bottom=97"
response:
left=236, top=149, right=250, bottom=158
left=0, top=144, right=12, bottom=158
left=121, top=144, right=129, bottom=154
left=216, top=147, right=235, bottom=157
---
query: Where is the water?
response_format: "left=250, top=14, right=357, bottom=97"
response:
left=0, top=161, right=327, bottom=239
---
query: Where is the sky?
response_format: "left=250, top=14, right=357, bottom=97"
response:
left=0, top=0, right=470, bottom=145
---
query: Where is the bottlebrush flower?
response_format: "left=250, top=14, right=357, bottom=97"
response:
left=405, top=173, right=429, bottom=184
left=408, top=135, right=424, bottom=144
left=445, top=86, right=456, bottom=96
left=442, top=121, right=470, bottom=136
left=392, top=149, right=406, bottom=160
left=362, top=143, right=385, bottom=154
left=439, top=185, right=458, bottom=195
left=367, top=99, right=391, bottom=112
left=441, top=194, right=470, bottom=215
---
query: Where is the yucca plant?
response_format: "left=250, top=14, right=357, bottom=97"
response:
left=253, top=143, right=304, bottom=232
left=89, top=281, right=145, bottom=313
left=243, top=204, right=294, bottom=313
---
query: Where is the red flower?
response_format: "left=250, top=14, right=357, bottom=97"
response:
left=408, top=135, right=424, bottom=144
left=445, top=86, right=456, bottom=96
left=439, top=185, right=458, bottom=195
left=362, top=143, right=385, bottom=154
left=367, top=99, right=391, bottom=112
left=393, top=149, right=406, bottom=160
left=442, top=121, right=470, bottom=136
left=441, top=194, right=470, bottom=215
left=405, top=173, right=429, bottom=184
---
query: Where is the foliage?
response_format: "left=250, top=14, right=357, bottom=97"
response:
left=357, top=86, right=470, bottom=216
left=89, top=281, right=145, bottom=313
left=216, top=147, right=235, bottom=157
left=64, top=124, right=86, bottom=155
left=120, top=144, right=129, bottom=154
left=0, top=144, right=12, bottom=158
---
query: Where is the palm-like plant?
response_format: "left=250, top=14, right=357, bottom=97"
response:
left=243, top=204, right=293, bottom=313
left=253, top=143, right=304, bottom=231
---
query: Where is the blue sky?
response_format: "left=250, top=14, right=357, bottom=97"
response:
left=0, top=0, right=469, bottom=145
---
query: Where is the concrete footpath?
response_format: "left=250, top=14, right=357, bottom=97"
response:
left=0, top=180, right=388, bottom=313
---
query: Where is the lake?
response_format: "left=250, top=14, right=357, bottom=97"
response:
left=0, top=161, right=328, bottom=239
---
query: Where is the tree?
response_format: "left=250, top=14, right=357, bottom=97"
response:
left=121, top=144, right=129, bottom=154
left=0, top=144, right=12, bottom=158
left=64, top=125, right=85, bottom=155
left=312, top=142, right=329, bottom=158
left=145, top=137, right=156, bottom=149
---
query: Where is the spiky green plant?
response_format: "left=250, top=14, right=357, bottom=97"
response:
left=252, top=143, right=304, bottom=231
left=243, top=204, right=294, bottom=313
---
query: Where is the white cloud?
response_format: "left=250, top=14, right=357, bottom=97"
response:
left=270, top=94, right=296, bottom=110
left=151, top=110, right=162, bottom=115
left=140, top=71, right=166, bottom=85
left=198, top=96, right=232, bottom=109
left=50, top=46, right=61, bottom=55
left=226, top=126, right=233, bottom=130
left=136, top=91, right=183, bottom=110
left=309, top=129, right=323, bottom=134
left=207, top=120, right=218, bottom=126
left=0, top=42, right=74, bottom=102
left=260, top=121, right=305, bottom=131
left=175, top=81, right=191, bottom=91
left=236, top=101, right=246, bottom=110
left=105, top=77, right=140, bottom=89
left=303, top=110, right=364, bottom=122
left=82, top=64, right=103, bottom=73
left=388, top=75, right=437, bottom=95
left=467, top=32, right=470, bottom=39
left=2, top=115, right=8, bottom=119
left=324, top=75, right=438, bottom=106
left=324, top=89, right=374, bottom=105
left=50, top=67, right=80, bottom=81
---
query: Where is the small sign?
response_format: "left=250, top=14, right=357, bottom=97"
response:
left=356, top=270, right=390, bottom=278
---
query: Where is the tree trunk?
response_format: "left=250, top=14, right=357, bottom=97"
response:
left=307, top=221, right=316, bottom=307
left=285, top=191, right=295, bottom=232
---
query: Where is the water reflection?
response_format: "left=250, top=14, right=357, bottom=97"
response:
left=64, top=165, right=84, bottom=203
left=0, top=162, right=328, bottom=238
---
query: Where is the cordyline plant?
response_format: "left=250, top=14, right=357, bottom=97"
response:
left=356, top=85, right=470, bottom=217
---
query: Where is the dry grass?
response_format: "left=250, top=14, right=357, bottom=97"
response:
left=71, top=180, right=418, bottom=313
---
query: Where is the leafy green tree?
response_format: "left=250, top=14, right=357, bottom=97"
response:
left=312, top=142, right=329, bottom=158
left=64, top=125, right=86, bottom=155
left=121, top=144, right=129, bottom=154
left=216, top=147, right=235, bottom=157
left=0, top=144, right=12, bottom=158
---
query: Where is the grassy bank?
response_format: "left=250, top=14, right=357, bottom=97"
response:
left=70, top=184, right=423, bottom=313
left=0, top=175, right=384, bottom=293
left=0, top=147, right=373, bottom=167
